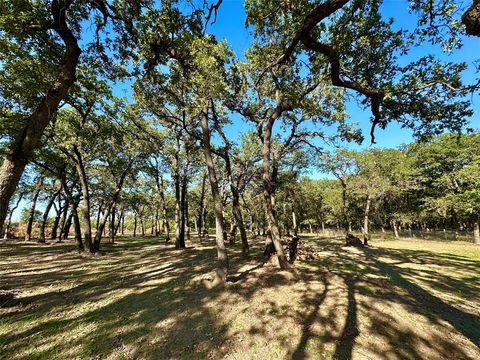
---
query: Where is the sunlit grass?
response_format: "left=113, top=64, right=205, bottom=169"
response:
left=1, top=235, right=479, bottom=359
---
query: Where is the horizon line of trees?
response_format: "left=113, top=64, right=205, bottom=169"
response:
left=4, top=132, right=480, bottom=247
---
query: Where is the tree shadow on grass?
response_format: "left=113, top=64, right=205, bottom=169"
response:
left=362, top=246, right=480, bottom=348
left=1, top=238, right=226, bottom=357
left=291, top=273, right=329, bottom=359
left=1, top=235, right=479, bottom=359
left=332, top=274, right=359, bottom=360
left=302, top=237, right=480, bottom=359
left=0, top=236, right=294, bottom=359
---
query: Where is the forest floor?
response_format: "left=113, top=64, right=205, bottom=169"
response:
left=1, top=233, right=479, bottom=360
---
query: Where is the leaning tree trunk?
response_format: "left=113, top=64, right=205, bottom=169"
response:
left=62, top=212, right=73, bottom=240
left=71, top=206, right=83, bottom=250
left=0, top=1, right=81, bottom=235
left=200, top=104, right=229, bottom=283
left=292, top=209, right=298, bottom=237
left=39, top=188, right=60, bottom=243
left=95, top=204, right=103, bottom=230
left=25, top=177, right=44, bottom=241
left=58, top=199, right=71, bottom=241
left=3, top=192, right=24, bottom=239
left=51, top=195, right=66, bottom=240
left=362, top=193, right=371, bottom=246
left=261, top=114, right=289, bottom=269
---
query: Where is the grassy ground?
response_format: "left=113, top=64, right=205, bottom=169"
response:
left=0, top=234, right=479, bottom=359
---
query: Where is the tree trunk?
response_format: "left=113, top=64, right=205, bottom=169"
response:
left=61, top=177, right=83, bottom=250
left=197, top=172, right=207, bottom=239
left=185, top=184, right=191, bottom=241
left=200, top=104, right=229, bottom=283
left=341, top=179, right=349, bottom=234
left=62, top=212, right=73, bottom=240
left=50, top=196, right=64, bottom=240
left=180, top=174, right=187, bottom=245
left=392, top=221, right=399, bottom=238
left=71, top=206, right=83, bottom=250
left=261, top=113, right=289, bottom=269
left=96, top=204, right=103, bottom=230
left=140, top=212, right=145, bottom=237
left=109, top=204, right=116, bottom=244
left=153, top=208, right=158, bottom=237
left=25, top=177, right=44, bottom=241
left=0, top=1, right=81, bottom=235
left=292, top=208, right=298, bottom=237
left=362, top=193, right=371, bottom=246
left=73, top=146, right=93, bottom=252
left=39, top=188, right=60, bottom=243
left=173, top=135, right=185, bottom=248
left=121, top=212, right=125, bottom=235
left=115, top=207, right=124, bottom=236
left=58, top=200, right=70, bottom=241
left=3, top=192, right=24, bottom=239
left=224, top=154, right=249, bottom=256
left=159, top=177, right=170, bottom=242
left=203, top=206, right=208, bottom=237
left=133, top=212, right=137, bottom=237
left=473, top=221, right=480, bottom=244
left=229, top=218, right=237, bottom=243
left=92, top=164, right=131, bottom=251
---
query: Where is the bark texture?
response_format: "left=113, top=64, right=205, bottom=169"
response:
left=462, top=0, right=480, bottom=36
left=261, top=109, right=290, bottom=269
left=200, top=104, right=229, bottom=283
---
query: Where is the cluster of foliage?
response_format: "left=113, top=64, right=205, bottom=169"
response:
left=307, top=133, right=480, bottom=244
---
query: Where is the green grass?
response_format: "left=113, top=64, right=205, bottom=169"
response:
left=1, top=234, right=479, bottom=359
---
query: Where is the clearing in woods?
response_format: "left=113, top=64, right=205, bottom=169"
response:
left=1, top=235, right=479, bottom=359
